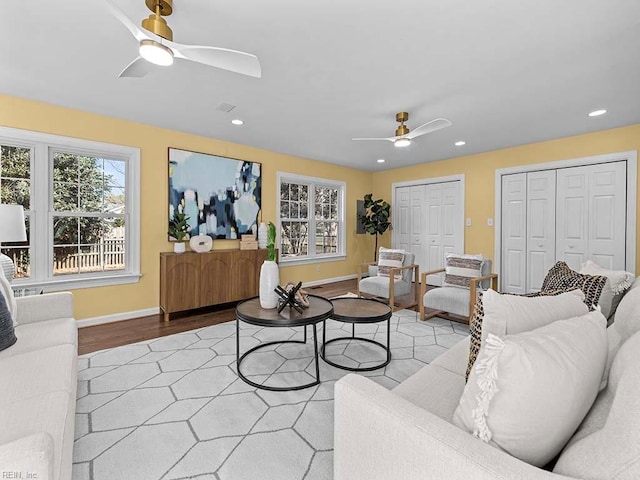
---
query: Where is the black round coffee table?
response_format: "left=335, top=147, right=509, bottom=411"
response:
left=235, top=294, right=333, bottom=391
left=321, top=297, right=393, bottom=371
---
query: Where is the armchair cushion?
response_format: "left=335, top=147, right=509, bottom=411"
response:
left=541, top=261, right=607, bottom=310
left=359, top=276, right=412, bottom=298
left=423, top=286, right=471, bottom=317
left=454, top=311, right=607, bottom=467
left=443, top=253, right=484, bottom=289
left=377, top=247, right=404, bottom=280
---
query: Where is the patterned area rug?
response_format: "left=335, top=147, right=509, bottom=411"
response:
left=72, top=309, right=469, bottom=480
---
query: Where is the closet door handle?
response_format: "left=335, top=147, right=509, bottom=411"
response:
left=568, top=245, right=575, bottom=249
left=537, top=243, right=543, bottom=247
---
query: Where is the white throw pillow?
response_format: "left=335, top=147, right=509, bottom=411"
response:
left=579, top=260, right=634, bottom=319
left=377, top=247, right=404, bottom=280
left=0, top=268, right=16, bottom=326
left=480, top=288, right=588, bottom=342
left=454, top=310, right=608, bottom=467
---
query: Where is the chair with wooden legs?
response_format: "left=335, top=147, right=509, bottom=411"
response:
left=357, top=252, right=420, bottom=312
left=419, top=259, right=498, bottom=323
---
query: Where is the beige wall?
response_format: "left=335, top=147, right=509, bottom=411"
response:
left=372, top=125, right=640, bottom=271
left=0, top=94, right=373, bottom=320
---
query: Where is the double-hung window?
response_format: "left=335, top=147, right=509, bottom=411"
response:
left=277, top=172, right=345, bottom=265
left=0, top=126, right=140, bottom=290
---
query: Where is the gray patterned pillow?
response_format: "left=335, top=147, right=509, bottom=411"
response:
left=0, top=291, right=17, bottom=352
left=443, top=253, right=483, bottom=289
left=377, top=248, right=404, bottom=280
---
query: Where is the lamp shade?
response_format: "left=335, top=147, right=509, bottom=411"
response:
left=0, top=204, right=27, bottom=242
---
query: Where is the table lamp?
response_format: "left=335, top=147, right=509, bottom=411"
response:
left=0, top=204, right=27, bottom=282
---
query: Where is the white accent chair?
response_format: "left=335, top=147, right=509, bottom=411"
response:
left=419, top=258, right=497, bottom=323
left=357, top=252, right=419, bottom=312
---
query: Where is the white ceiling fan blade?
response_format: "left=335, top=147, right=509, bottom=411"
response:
left=351, top=137, right=395, bottom=142
left=103, top=0, right=153, bottom=42
left=118, top=57, right=154, bottom=78
left=406, top=118, right=452, bottom=140
left=168, top=42, right=262, bottom=78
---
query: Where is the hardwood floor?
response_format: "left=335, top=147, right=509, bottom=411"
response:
left=78, top=279, right=425, bottom=355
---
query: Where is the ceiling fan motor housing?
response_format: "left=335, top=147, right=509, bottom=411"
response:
left=142, top=0, right=173, bottom=40
left=395, top=112, right=409, bottom=136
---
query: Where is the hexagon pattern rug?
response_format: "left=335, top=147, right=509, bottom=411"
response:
left=73, top=310, right=469, bottom=480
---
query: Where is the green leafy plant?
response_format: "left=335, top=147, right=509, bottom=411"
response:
left=267, top=221, right=277, bottom=261
left=168, top=212, right=191, bottom=241
left=359, top=193, right=391, bottom=261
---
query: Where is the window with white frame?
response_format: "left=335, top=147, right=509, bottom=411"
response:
left=0, top=127, right=140, bottom=290
left=277, top=173, right=345, bottom=263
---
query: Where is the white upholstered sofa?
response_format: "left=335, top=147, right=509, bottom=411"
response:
left=335, top=278, right=640, bottom=480
left=0, top=286, right=77, bottom=480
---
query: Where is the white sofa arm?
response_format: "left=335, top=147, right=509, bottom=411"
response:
left=334, top=374, right=574, bottom=480
left=0, top=433, right=54, bottom=480
left=15, top=292, right=74, bottom=325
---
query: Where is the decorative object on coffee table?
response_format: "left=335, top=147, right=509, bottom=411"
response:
left=189, top=233, right=212, bottom=253
left=259, top=222, right=279, bottom=309
left=275, top=281, right=310, bottom=313
left=321, top=297, right=392, bottom=371
left=235, top=295, right=334, bottom=391
left=168, top=211, right=190, bottom=254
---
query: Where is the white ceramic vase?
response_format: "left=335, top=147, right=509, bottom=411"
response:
left=259, top=260, right=280, bottom=309
left=173, top=242, right=186, bottom=254
left=258, top=222, right=268, bottom=249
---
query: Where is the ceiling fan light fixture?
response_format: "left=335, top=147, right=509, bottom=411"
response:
left=139, top=39, right=174, bottom=66
left=394, top=138, right=411, bottom=148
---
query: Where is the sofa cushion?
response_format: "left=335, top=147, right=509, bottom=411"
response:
left=0, top=317, right=76, bottom=361
left=554, top=329, right=640, bottom=479
left=579, top=260, right=634, bottom=320
left=430, top=336, right=470, bottom=377
left=377, top=247, right=404, bottom=279
left=0, top=433, right=54, bottom=480
left=0, top=289, right=17, bottom=352
left=454, top=310, right=607, bottom=467
left=443, top=253, right=483, bottom=289
left=541, top=261, right=607, bottom=310
left=466, top=289, right=589, bottom=379
left=0, top=344, right=77, bottom=403
left=393, top=364, right=465, bottom=423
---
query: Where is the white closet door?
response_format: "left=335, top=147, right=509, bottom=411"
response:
left=587, top=162, right=626, bottom=269
left=395, top=186, right=412, bottom=257
left=442, top=181, right=463, bottom=258
left=556, top=166, right=590, bottom=271
left=526, top=170, right=556, bottom=292
left=501, top=173, right=527, bottom=294
left=425, top=183, right=444, bottom=285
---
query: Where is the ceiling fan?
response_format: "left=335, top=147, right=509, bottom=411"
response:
left=104, top=0, right=261, bottom=79
left=352, top=112, right=452, bottom=147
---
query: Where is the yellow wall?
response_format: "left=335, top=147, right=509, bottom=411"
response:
left=1, top=94, right=373, bottom=320
left=372, top=125, right=640, bottom=271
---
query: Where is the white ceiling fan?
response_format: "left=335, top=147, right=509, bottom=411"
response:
left=352, top=112, right=452, bottom=147
left=104, top=0, right=261, bottom=79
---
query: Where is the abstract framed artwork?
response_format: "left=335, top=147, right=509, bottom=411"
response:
left=168, top=148, right=262, bottom=239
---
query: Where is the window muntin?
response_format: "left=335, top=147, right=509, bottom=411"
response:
left=278, top=174, right=345, bottom=263
left=0, top=127, right=139, bottom=290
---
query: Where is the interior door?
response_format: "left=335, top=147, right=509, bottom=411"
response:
left=556, top=166, right=591, bottom=271
left=501, top=173, right=527, bottom=294
left=526, top=170, right=556, bottom=292
left=425, top=183, right=443, bottom=286
left=395, top=186, right=411, bottom=255
left=587, top=161, right=627, bottom=270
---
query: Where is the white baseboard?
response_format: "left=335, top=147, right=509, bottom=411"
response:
left=302, top=273, right=357, bottom=288
left=76, top=307, right=161, bottom=328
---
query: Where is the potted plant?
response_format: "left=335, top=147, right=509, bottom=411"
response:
left=168, top=212, right=191, bottom=253
left=259, top=221, right=280, bottom=309
left=360, top=193, right=391, bottom=263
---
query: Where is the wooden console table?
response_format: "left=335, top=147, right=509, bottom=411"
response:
left=160, top=249, right=269, bottom=322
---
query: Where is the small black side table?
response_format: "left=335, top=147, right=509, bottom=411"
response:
left=320, top=297, right=392, bottom=371
left=235, top=294, right=333, bottom=391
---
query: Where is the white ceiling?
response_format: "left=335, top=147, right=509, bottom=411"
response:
left=3, top=0, right=640, bottom=171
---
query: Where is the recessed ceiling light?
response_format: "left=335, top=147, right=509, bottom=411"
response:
left=231, top=119, right=244, bottom=125
left=588, top=109, right=607, bottom=117
left=454, top=141, right=466, bottom=146
left=377, top=159, right=385, bottom=163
